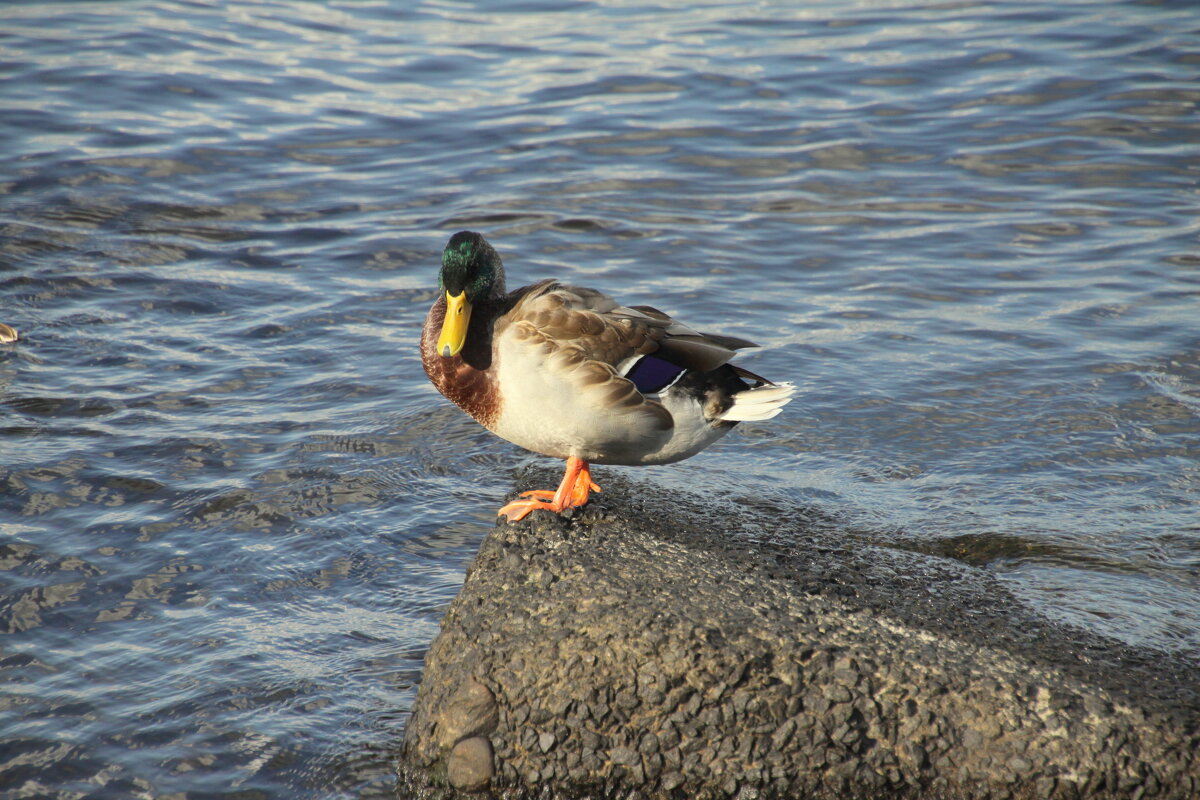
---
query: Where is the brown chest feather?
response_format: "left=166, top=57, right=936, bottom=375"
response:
left=420, top=298, right=501, bottom=428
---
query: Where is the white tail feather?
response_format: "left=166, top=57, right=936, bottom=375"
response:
left=718, top=382, right=796, bottom=422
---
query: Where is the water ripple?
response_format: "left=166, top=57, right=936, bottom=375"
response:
left=2, top=0, right=1199, bottom=795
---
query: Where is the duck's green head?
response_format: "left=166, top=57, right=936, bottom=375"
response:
left=437, top=231, right=506, bottom=358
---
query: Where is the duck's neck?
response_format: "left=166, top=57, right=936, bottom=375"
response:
left=421, top=296, right=501, bottom=427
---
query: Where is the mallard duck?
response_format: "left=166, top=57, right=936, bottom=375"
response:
left=421, top=231, right=795, bottom=522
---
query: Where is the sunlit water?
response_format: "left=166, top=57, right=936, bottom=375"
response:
left=2, top=0, right=1198, bottom=796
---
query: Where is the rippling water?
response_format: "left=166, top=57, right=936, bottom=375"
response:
left=2, top=0, right=1198, bottom=795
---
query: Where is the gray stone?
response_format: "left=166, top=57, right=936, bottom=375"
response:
left=433, top=677, right=497, bottom=751
left=609, top=746, right=639, bottom=766
left=447, top=736, right=493, bottom=792
left=660, top=771, right=684, bottom=791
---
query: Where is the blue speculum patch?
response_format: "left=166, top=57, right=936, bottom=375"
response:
left=624, top=355, right=686, bottom=394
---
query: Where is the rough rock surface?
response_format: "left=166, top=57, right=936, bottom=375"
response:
left=399, top=474, right=1200, bottom=799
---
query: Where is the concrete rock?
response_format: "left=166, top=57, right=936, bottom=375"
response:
left=399, top=476, right=1200, bottom=799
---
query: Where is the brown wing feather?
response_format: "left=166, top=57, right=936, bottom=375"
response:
left=501, top=279, right=760, bottom=416
left=506, top=281, right=760, bottom=374
left=506, top=282, right=662, bottom=365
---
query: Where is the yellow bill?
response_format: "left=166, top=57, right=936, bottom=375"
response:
left=437, top=290, right=472, bottom=357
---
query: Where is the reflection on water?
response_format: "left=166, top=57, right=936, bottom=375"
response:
left=2, top=0, right=1198, bottom=795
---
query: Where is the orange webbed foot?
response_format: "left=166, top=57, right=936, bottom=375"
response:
left=497, top=457, right=600, bottom=522
left=497, top=497, right=555, bottom=522
left=516, top=489, right=556, bottom=501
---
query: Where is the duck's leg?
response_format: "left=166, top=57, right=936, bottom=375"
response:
left=497, top=456, right=601, bottom=522
left=516, top=463, right=600, bottom=505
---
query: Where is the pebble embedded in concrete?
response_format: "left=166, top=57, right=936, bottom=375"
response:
left=447, top=736, right=493, bottom=792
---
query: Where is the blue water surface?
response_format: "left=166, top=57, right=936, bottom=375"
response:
left=1, top=0, right=1198, bottom=796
